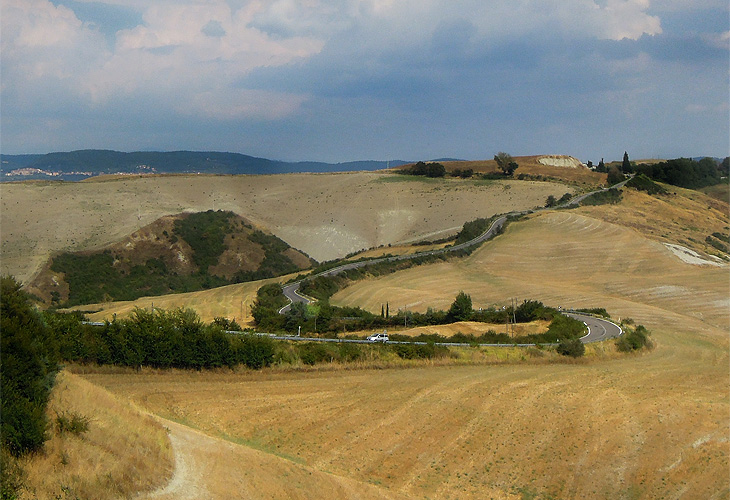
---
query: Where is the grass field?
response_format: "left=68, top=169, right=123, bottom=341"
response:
left=73, top=275, right=289, bottom=325
left=9, top=168, right=729, bottom=499
left=17, top=371, right=172, bottom=499
left=1, top=172, right=567, bottom=284
left=78, top=208, right=728, bottom=499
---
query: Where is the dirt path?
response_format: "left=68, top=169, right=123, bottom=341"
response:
left=142, top=419, right=236, bottom=499
left=141, top=417, right=413, bottom=500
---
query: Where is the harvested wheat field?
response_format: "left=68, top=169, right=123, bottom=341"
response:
left=1, top=172, right=567, bottom=283
left=17, top=371, right=173, bottom=500
left=75, top=276, right=284, bottom=325
left=82, top=208, right=729, bottom=499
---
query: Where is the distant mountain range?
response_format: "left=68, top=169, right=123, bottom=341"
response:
left=0, top=150, right=411, bottom=181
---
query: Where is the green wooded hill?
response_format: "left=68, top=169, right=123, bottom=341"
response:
left=28, top=210, right=316, bottom=307
left=0, top=150, right=410, bottom=177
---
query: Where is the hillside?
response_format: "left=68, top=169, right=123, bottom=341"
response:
left=0, top=150, right=409, bottom=180
left=1, top=171, right=569, bottom=284
left=81, top=201, right=729, bottom=499
left=17, top=371, right=172, bottom=499
left=26, top=210, right=314, bottom=306
left=398, top=155, right=608, bottom=186
left=8, top=165, right=729, bottom=499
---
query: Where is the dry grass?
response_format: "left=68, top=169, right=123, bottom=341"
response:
left=71, top=274, right=291, bottom=325
left=74, top=208, right=729, bottom=498
left=10, top=170, right=729, bottom=499
left=576, top=187, right=729, bottom=261
left=435, top=155, right=607, bottom=185
left=17, top=371, right=172, bottom=500
left=2, top=172, right=569, bottom=283
left=346, top=320, right=550, bottom=338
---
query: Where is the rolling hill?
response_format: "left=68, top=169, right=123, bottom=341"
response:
left=26, top=210, right=314, bottom=307
left=6, top=159, right=729, bottom=499
left=1, top=170, right=570, bottom=284
left=0, top=150, right=409, bottom=180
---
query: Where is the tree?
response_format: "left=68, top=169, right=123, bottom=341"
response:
left=447, top=291, right=473, bottom=322
left=596, top=158, right=607, bottom=173
left=622, top=151, right=631, bottom=172
left=426, top=163, right=446, bottom=177
left=720, top=157, right=729, bottom=176
left=494, top=152, right=518, bottom=176
left=557, top=338, right=585, bottom=357
left=545, top=195, right=557, bottom=208
left=586, top=160, right=593, bottom=170
left=1, top=277, right=60, bottom=458
left=607, top=165, right=625, bottom=185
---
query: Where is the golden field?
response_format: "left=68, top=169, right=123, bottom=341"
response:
left=82, top=205, right=728, bottom=499
left=6, top=170, right=729, bottom=499
left=17, top=371, right=172, bottom=499
left=1, top=172, right=568, bottom=284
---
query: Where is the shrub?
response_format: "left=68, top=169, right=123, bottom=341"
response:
left=625, top=174, right=668, bottom=195
left=392, top=343, right=434, bottom=359
left=56, top=411, right=90, bottom=436
left=454, top=217, right=494, bottom=245
left=556, top=339, right=585, bottom=358
left=298, top=342, right=335, bottom=365
left=616, top=325, right=652, bottom=352
left=173, top=210, right=234, bottom=271
left=574, top=307, right=610, bottom=318
left=580, top=188, right=622, bottom=206
left=234, top=334, right=275, bottom=369
left=546, top=314, right=586, bottom=341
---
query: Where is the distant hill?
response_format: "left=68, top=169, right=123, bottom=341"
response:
left=26, top=210, right=316, bottom=307
left=0, top=150, right=410, bottom=181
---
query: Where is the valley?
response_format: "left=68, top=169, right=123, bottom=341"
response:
left=4, top=160, right=728, bottom=499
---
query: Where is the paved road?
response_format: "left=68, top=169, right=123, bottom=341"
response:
left=237, top=311, right=623, bottom=346
left=279, top=213, right=510, bottom=314
left=276, top=179, right=629, bottom=343
left=566, top=312, right=623, bottom=343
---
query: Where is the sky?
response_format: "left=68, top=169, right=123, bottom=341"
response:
left=1, top=0, right=728, bottom=163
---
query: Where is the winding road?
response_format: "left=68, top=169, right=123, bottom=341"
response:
left=276, top=179, right=629, bottom=343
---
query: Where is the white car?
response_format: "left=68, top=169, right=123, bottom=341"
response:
left=367, top=332, right=389, bottom=343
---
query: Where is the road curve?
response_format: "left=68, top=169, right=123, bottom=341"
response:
left=279, top=213, right=510, bottom=314
left=566, top=312, right=623, bottom=343
left=277, top=179, right=629, bottom=343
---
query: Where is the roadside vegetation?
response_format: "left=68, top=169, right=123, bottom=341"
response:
left=295, top=214, right=510, bottom=304
left=253, top=287, right=589, bottom=347
left=579, top=187, right=622, bottom=206
left=625, top=173, right=668, bottom=195
left=616, top=323, right=653, bottom=352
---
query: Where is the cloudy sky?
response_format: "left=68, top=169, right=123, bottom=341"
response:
left=1, top=0, right=728, bottom=162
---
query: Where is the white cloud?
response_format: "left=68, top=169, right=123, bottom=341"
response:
left=2, top=0, right=323, bottom=120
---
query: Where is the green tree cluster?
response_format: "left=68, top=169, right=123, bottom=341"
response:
left=634, top=157, right=724, bottom=189
left=1, top=277, right=60, bottom=458
left=580, top=187, right=622, bottom=206
left=51, top=308, right=275, bottom=370
left=50, top=211, right=307, bottom=306
left=401, top=161, right=447, bottom=178
left=616, top=325, right=653, bottom=352
left=625, top=174, right=668, bottom=195
left=494, top=152, right=518, bottom=176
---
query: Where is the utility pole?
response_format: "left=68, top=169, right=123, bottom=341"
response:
left=512, top=297, right=517, bottom=325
